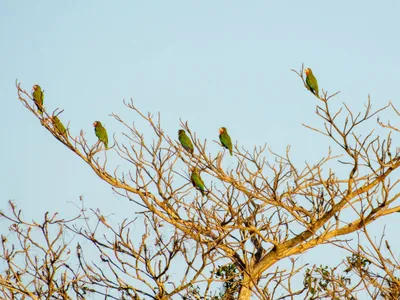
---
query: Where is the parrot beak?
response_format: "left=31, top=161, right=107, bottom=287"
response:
left=93, top=122, right=97, bottom=127
left=305, top=68, right=309, bottom=75
left=219, top=128, right=223, bottom=134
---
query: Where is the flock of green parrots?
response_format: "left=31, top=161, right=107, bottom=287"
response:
left=32, top=85, right=110, bottom=150
left=178, top=127, right=232, bottom=196
left=30, top=67, right=318, bottom=197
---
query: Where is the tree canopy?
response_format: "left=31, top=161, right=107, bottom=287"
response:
left=2, top=66, right=400, bottom=299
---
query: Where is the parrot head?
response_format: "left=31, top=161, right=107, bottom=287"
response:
left=93, top=121, right=101, bottom=127
left=178, top=129, right=185, bottom=136
left=219, top=127, right=227, bottom=134
left=305, top=68, right=312, bottom=76
left=32, top=85, right=40, bottom=92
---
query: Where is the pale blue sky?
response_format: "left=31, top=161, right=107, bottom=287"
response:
left=1, top=0, right=400, bottom=295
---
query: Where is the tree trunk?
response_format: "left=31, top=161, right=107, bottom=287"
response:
left=238, top=287, right=252, bottom=300
left=237, top=274, right=253, bottom=300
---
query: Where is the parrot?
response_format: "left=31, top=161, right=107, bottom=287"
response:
left=53, top=116, right=68, bottom=140
left=219, top=127, right=233, bottom=156
left=178, top=129, right=194, bottom=154
left=32, top=85, right=44, bottom=115
left=191, top=167, right=206, bottom=196
left=93, top=121, right=109, bottom=149
left=305, top=68, right=319, bottom=97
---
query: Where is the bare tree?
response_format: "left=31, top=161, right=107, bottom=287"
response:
left=0, top=202, right=86, bottom=299
left=4, top=66, right=400, bottom=299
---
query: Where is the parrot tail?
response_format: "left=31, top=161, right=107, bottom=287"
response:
left=35, top=102, right=44, bottom=115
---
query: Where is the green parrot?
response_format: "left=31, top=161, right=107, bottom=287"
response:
left=32, top=85, right=44, bottom=115
left=305, top=68, right=319, bottom=97
left=191, top=168, right=206, bottom=196
left=178, top=129, right=194, bottom=154
left=53, top=116, right=68, bottom=140
left=219, top=127, right=233, bottom=156
left=93, top=121, right=109, bottom=149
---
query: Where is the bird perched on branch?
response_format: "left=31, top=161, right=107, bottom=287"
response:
left=191, top=167, right=206, bottom=196
left=219, top=127, right=233, bottom=156
left=305, top=68, right=319, bottom=97
left=32, top=85, right=44, bottom=115
left=93, top=121, right=108, bottom=149
left=178, top=129, right=194, bottom=155
left=52, top=116, right=68, bottom=140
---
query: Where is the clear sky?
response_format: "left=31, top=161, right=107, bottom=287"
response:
left=1, top=0, right=400, bottom=295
